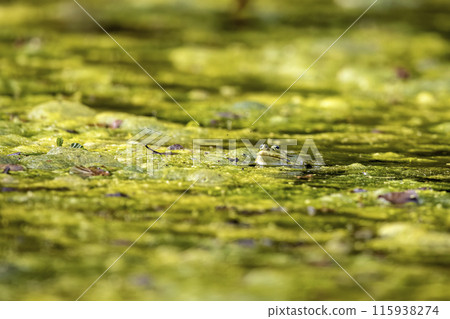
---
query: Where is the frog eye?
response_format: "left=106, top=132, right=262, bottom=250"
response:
left=259, top=144, right=268, bottom=150
left=271, top=145, right=280, bottom=150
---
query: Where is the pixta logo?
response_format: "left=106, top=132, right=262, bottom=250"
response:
left=193, top=138, right=324, bottom=167
left=121, top=128, right=325, bottom=174
left=125, top=128, right=172, bottom=175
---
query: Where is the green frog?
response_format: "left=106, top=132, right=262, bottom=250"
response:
left=255, top=144, right=292, bottom=166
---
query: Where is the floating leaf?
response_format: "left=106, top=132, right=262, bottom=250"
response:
left=0, top=164, right=25, bottom=173
left=378, top=190, right=419, bottom=205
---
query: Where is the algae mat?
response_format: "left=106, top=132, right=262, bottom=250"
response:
left=0, top=0, right=449, bottom=300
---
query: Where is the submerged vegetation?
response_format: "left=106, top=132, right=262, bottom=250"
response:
left=0, top=0, right=449, bottom=300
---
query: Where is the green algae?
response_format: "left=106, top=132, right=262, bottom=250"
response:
left=28, top=100, right=96, bottom=121
left=20, top=147, right=122, bottom=170
left=0, top=0, right=449, bottom=301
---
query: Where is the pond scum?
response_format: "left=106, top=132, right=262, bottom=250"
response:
left=0, top=0, right=449, bottom=300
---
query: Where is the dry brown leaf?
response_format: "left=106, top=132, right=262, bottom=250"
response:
left=378, top=190, right=419, bottom=205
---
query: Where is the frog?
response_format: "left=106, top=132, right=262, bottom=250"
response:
left=255, top=144, right=292, bottom=166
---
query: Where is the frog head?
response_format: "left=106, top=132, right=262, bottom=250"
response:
left=259, top=144, right=271, bottom=151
